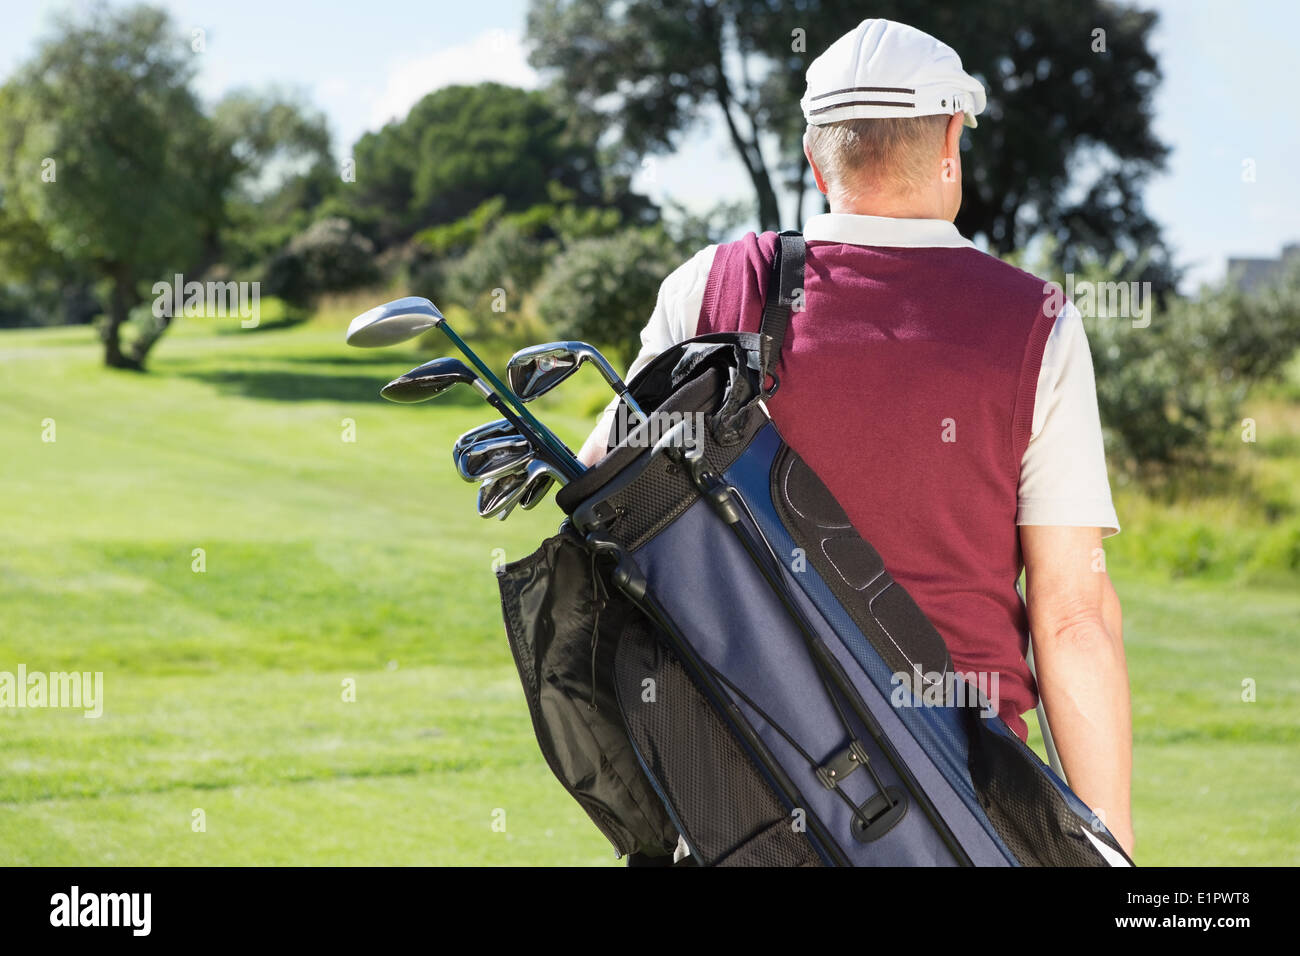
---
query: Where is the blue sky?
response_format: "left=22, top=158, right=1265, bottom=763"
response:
left=3, top=0, right=1296, bottom=289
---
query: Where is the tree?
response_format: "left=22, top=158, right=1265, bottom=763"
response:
left=343, top=82, right=628, bottom=248
left=528, top=0, right=786, bottom=230
left=527, top=0, right=1172, bottom=285
left=0, top=4, right=231, bottom=368
left=0, top=83, right=98, bottom=328
left=212, top=89, right=340, bottom=276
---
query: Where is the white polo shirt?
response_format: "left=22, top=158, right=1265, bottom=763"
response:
left=587, top=213, right=1119, bottom=536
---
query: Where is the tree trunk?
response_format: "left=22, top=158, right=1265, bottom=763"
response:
left=102, top=268, right=142, bottom=371
left=700, top=5, right=782, bottom=232
left=750, top=154, right=782, bottom=232
left=791, top=163, right=810, bottom=228
left=712, top=93, right=782, bottom=231
left=127, top=311, right=171, bottom=368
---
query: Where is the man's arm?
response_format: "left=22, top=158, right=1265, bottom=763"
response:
left=1021, top=524, right=1133, bottom=855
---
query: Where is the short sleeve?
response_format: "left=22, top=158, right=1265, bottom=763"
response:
left=623, top=243, right=716, bottom=381
left=582, top=245, right=716, bottom=456
left=1016, top=301, right=1121, bottom=537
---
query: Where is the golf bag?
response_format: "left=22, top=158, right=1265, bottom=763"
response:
left=497, top=233, right=1133, bottom=867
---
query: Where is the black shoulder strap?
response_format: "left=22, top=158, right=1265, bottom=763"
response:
left=757, top=230, right=805, bottom=397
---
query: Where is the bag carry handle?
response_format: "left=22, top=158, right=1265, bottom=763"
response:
left=757, top=230, right=806, bottom=398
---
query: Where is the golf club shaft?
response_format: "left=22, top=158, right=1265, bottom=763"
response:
left=438, top=323, right=581, bottom=473
left=615, top=388, right=648, bottom=423
left=587, top=352, right=648, bottom=423
left=477, top=385, right=583, bottom=481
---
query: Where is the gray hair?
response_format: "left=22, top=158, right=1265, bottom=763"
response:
left=804, top=115, right=950, bottom=203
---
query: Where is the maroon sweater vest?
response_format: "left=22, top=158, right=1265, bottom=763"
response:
left=698, top=231, right=1057, bottom=741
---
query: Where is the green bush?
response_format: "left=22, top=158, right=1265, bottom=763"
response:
left=415, top=197, right=508, bottom=258
left=263, top=217, right=380, bottom=307
left=433, top=221, right=556, bottom=338
left=535, top=227, right=683, bottom=363
left=1021, top=250, right=1300, bottom=472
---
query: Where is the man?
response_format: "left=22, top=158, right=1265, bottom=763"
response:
left=580, top=18, right=1133, bottom=857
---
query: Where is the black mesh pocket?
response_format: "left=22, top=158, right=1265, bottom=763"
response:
left=497, top=529, right=679, bottom=859
left=966, top=713, right=1127, bottom=867
left=613, top=613, right=823, bottom=867
left=715, top=818, right=822, bottom=867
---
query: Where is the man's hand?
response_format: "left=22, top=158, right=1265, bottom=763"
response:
left=1021, top=525, right=1134, bottom=857
left=577, top=416, right=613, bottom=466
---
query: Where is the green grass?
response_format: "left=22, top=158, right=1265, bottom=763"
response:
left=1, top=312, right=1297, bottom=865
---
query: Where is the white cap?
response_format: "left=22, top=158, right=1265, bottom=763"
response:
left=801, top=19, right=986, bottom=129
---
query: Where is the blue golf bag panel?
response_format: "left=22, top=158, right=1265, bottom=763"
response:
left=630, top=493, right=1012, bottom=865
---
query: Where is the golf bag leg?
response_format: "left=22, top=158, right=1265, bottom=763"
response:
left=1026, top=637, right=1067, bottom=783
left=1018, top=580, right=1067, bottom=783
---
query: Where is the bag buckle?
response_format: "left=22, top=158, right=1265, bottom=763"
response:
left=815, top=740, right=872, bottom=790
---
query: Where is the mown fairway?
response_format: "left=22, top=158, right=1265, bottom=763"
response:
left=1, top=313, right=1296, bottom=865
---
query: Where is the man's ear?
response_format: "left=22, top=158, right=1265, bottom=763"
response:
left=940, top=112, right=964, bottom=184
left=804, top=137, right=829, bottom=195
left=943, top=112, right=964, bottom=162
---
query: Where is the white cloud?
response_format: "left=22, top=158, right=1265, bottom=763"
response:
left=367, top=29, right=538, bottom=130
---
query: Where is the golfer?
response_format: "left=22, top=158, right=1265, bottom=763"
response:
left=580, top=18, right=1134, bottom=856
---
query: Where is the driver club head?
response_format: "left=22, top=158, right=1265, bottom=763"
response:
left=346, top=297, right=445, bottom=348
left=381, top=357, right=481, bottom=404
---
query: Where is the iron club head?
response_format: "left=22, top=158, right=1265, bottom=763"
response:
left=453, top=419, right=517, bottom=456
left=507, top=341, right=647, bottom=422
left=477, top=470, right=529, bottom=519
left=457, top=435, right=534, bottom=483
left=519, top=459, right=562, bottom=510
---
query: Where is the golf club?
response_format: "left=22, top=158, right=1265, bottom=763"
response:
left=347, top=296, right=578, bottom=472
left=477, top=469, right=529, bottom=519
left=381, top=357, right=583, bottom=481
left=453, top=418, right=516, bottom=455
left=457, top=434, right=533, bottom=484
left=518, top=459, right=562, bottom=510
left=345, top=296, right=445, bottom=348
left=496, top=459, right=565, bottom=520
left=507, top=341, right=648, bottom=424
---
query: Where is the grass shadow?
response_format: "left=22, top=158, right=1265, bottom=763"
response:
left=175, top=367, right=489, bottom=406
left=215, top=314, right=310, bottom=336
left=180, top=369, right=389, bottom=403
left=271, top=352, right=435, bottom=368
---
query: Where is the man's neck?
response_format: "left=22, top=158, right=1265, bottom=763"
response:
left=829, top=194, right=949, bottom=221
